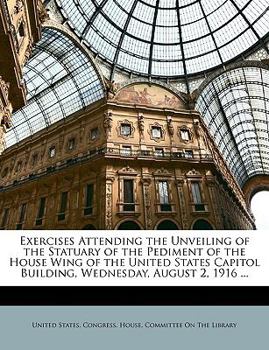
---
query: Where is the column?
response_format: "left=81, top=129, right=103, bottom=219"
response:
left=141, top=177, right=152, bottom=230
left=175, top=177, right=189, bottom=230
left=104, top=175, right=115, bottom=230
left=206, top=177, right=222, bottom=229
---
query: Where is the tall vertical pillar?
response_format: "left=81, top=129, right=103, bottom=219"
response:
left=175, top=177, right=189, bottom=229
left=103, top=175, right=115, bottom=230
left=206, top=176, right=222, bottom=229
left=141, top=177, right=152, bottom=230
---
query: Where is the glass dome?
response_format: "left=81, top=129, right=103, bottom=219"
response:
left=56, top=0, right=269, bottom=78
left=196, top=65, right=269, bottom=187
left=5, top=28, right=105, bottom=148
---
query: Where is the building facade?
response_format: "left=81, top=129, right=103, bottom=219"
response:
left=0, top=1, right=268, bottom=230
left=0, top=83, right=254, bottom=229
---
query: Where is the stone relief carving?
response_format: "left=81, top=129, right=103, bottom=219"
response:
left=116, top=119, right=135, bottom=139
left=141, top=177, right=152, bottom=229
left=14, top=0, right=24, bottom=15
left=0, top=78, right=12, bottom=130
left=105, top=176, right=115, bottom=230
left=118, top=166, right=137, bottom=175
left=175, top=178, right=188, bottom=230
left=37, top=0, right=50, bottom=23
left=153, top=167, right=171, bottom=176
left=186, top=169, right=201, bottom=176
left=23, top=41, right=33, bottom=66
left=0, top=77, right=10, bottom=100
left=185, top=91, right=198, bottom=109
left=178, top=125, right=193, bottom=143
left=1, top=114, right=12, bottom=129
left=103, top=112, right=113, bottom=137
left=167, top=116, right=174, bottom=136
left=137, top=113, right=144, bottom=135
left=105, top=79, right=117, bottom=100
left=193, top=120, right=203, bottom=139
left=206, top=177, right=222, bottom=229
left=148, top=122, right=165, bottom=142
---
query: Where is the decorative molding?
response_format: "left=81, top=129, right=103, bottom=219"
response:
left=114, top=83, right=186, bottom=109
left=114, top=79, right=188, bottom=104
left=14, top=0, right=24, bottom=15
left=137, top=113, right=144, bottom=136
left=105, top=176, right=114, bottom=229
left=0, top=77, right=10, bottom=101
left=140, top=177, right=151, bottom=186
left=103, top=112, right=113, bottom=137
left=65, top=134, right=77, bottom=152
left=185, top=91, right=197, bottom=109
left=118, top=166, right=137, bottom=176
left=153, top=167, right=172, bottom=177
left=23, top=41, right=33, bottom=66
left=193, top=120, right=204, bottom=140
left=117, top=119, right=135, bottom=139
left=88, top=126, right=100, bottom=143
left=148, top=122, right=165, bottom=142
left=104, top=78, right=118, bottom=100
left=207, top=183, right=222, bottom=229
left=167, top=116, right=174, bottom=137
left=37, top=0, right=50, bottom=23
left=178, top=125, right=193, bottom=143
left=186, top=169, right=202, bottom=177
left=47, top=144, right=57, bottom=159
left=142, top=178, right=152, bottom=229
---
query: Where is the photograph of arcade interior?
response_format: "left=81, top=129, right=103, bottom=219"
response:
left=0, top=0, right=269, bottom=230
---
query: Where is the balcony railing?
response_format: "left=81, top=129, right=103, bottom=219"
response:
left=191, top=203, right=209, bottom=213
left=103, top=147, right=213, bottom=161
left=117, top=202, right=140, bottom=216
left=0, top=146, right=213, bottom=191
left=155, top=203, right=177, bottom=214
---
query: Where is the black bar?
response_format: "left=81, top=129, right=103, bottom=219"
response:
left=0, top=287, right=268, bottom=306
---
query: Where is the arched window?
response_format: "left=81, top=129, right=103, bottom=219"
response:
left=82, top=224, right=96, bottom=230
left=193, top=219, right=213, bottom=230
left=117, top=221, right=141, bottom=230
left=156, top=220, right=179, bottom=230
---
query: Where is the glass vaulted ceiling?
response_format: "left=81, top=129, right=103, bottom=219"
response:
left=56, top=0, right=269, bottom=78
left=5, top=28, right=105, bottom=148
left=196, top=66, right=269, bottom=187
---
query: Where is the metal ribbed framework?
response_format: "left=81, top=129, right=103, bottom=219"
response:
left=5, top=28, right=105, bottom=148
left=196, top=66, right=269, bottom=187
left=56, top=0, right=269, bottom=79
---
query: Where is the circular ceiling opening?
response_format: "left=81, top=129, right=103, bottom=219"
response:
left=251, top=191, right=269, bottom=230
left=56, top=0, right=269, bottom=78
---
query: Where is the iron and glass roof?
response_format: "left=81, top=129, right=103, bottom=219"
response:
left=5, top=28, right=105, bottom=148
left=196, top=65, right=269, bottom=187
left=56, top=0, right=269, bottom=78
left=4, top=2, right=269, bottom=190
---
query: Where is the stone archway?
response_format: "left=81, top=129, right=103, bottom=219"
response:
left=156, top=220, right=180, bottom=230
left=82, top=224, right=96, bottom=230
left=117, top=220, right=142, bottom=230
left=243, top=175, right=269, bottom=208
left=192, top=219, right=213, bottom=230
